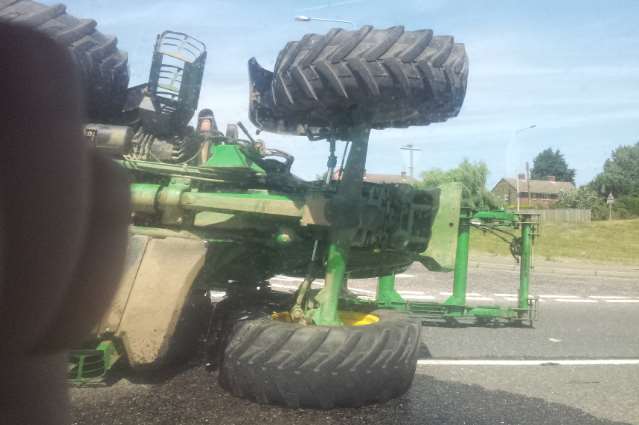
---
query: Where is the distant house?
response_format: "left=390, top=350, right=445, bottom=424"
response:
left=492, top=175, right=575, bottom=207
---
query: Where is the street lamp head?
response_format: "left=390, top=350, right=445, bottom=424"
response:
left=293, top=15, right=355, bottom=26
left=515, top=124, right=537, bottom=134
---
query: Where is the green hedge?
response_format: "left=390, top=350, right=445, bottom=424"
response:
left=613, top=196, right=639, bottom=219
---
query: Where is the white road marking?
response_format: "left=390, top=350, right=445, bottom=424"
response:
left=604, top=299, right=639, bottom=303
left=348, top=288, right=376, bottom=295
left=270, top=283, right=297, bottom=290
left=272, top=275, right=302, bottom=282
left=589, top=295, right=631, bottom=299
left=397, top=290, right=427, bottom=295
left=555, top=298, right=598, bottom=303
left=539, top=294, right=579, bottom=298
left=465, top=297, right=494, bottom=301
left=417, top=359, right=639, bottom=366
left=548, top=338, right=562, bottom=343
left=403, top=295, right=436, bottom=301
left=357, top=295, right=375, bottom=301
left=268, top=279, right=638, bottom=307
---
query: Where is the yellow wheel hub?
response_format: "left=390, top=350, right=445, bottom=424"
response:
left=338, top=311, right=379, bottom=326
left=272, top=310, right=379, bottom=326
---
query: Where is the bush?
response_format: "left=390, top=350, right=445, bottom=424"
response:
left=556, top=187, right=602, bottom=209
left=417, top=159, right=499, bottom=209
left=591, top=203, right=610, bottom=221
left=555, top=187, right=609, bottom=220
left=613, top=196, right=639, bottom=219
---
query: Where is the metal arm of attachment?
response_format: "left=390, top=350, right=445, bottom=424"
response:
left=441, top=210, right=538, bottom=322
left=313, top=125, right=370, bottom=326
left=291, top=136, right=349, bottom=323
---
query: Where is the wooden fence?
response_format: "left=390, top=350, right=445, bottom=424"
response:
left=517, top=208, right=591, bottom=224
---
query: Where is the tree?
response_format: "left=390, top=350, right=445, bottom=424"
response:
left=555, top=187, right=608, bottom=220
left=589, top=142, right=639, bottom=197
left=417, top=159, right=498, bottom=209
left=588, top=142, right=639, bottom=219
left=530, top=148, right=575, bottom=183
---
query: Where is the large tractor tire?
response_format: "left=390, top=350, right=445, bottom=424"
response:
left=216, top=299, right=421, bottom=409
left=0, top=0, right=129, bottom=122
left=249, top=25, right=468, bottom=137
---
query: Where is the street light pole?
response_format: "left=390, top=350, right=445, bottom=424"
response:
left=513, top=125, right=536, bottom=212
left=400, top=144, right=421, bottom=179
left=294, top=15, right=355, bottom=27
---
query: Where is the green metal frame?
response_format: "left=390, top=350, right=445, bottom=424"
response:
left=205, top=144, right=266, bottom=174
left=376, top=274, right=406, bottom=309
left=68, top=340, right=121, bottom=384
left=369, top=210, right=539, bottom=325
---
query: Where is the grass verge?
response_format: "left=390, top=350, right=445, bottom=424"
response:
left=470, top=218, right=639, bottom=265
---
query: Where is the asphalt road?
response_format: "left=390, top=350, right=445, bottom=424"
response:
left=70, top=259, right=639, bottom=425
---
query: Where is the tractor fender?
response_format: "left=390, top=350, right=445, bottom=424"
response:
left=96, top=235, right=207, bottom=368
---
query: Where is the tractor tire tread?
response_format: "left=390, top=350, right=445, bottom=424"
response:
left=218, top=307, right=420, bottom=409
left=266, top=25, right=467, bottom=130
left=0, top=0, right=129, bottom=121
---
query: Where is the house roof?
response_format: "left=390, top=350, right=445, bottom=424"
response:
left=495, top=178, right=575, bottom=194
left=363, top=173, right=418, bottom=184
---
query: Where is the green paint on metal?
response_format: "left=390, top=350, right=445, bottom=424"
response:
left=312, top=125, right=371, bottom=326
left=193, top=211, right=237, bottom=227
left=119, top=159, right=253, bottom=184
left=313, top=241, right=348, bottom=326
left=130, top=183, right=161, bottom=214
left=519, top=219, right=532, bottom=312
left=467, top=306, right=518, bottom=319
left=275, top=231, right=293, bottom=245
left=205, top=144, right=266, bottom=174
left=444, top=211, right=471, bottom=306
left=185, top=190, right=293, bottom=201
left=160, top=179, right=191, bottom=225
left=472, top=210, right=517, bottom=222
left=130, top=183, right=307, bottom=219
left=376, top=274, right=406, bottom=310
left=421, top=182, right=463, bottom=271
left=181, top=192, right=304, bottom=217
left=68, top=340, right=120, bottom=384
left=382, top=210, right=539, bottom=325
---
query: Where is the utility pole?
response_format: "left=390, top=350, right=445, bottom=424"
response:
left=400, top=144, right=421, bottom=179
left=516, top=178, right=520, bottom=212
left=526, top=161, right=531, bottom=207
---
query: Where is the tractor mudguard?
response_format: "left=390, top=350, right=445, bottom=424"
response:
left=96, top=235, right=207, bottom=368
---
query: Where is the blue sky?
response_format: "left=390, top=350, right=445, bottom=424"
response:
left=52, top=0, right=639, bottom=187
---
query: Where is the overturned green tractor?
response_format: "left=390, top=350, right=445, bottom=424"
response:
left=1, top=0, right=532, bottom=409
